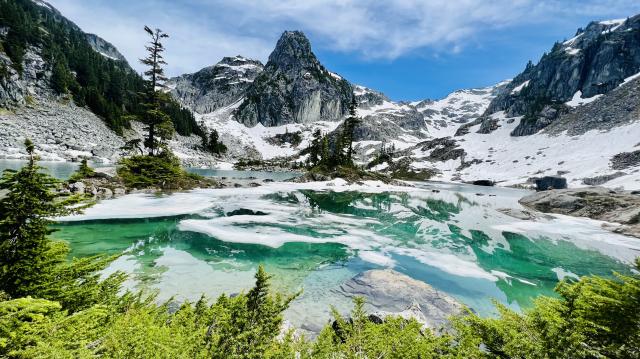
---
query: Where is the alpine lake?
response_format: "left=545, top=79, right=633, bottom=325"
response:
left=1, top=159, right=638, bottom=334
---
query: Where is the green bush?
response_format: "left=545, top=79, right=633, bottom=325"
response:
left=117, top=152, right=189, bottom=189
left=68, top=158, right=96, bottom=182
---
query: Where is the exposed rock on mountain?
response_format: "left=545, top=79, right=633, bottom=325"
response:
left=485, top=15, right=640, bottom=135
left=168, top=56, right=264, bottom=114
left=84, top=33, right=128, bottom=63
left=235, top=31, right=353, bottom=127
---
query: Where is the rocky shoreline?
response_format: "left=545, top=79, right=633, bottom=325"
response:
left=519, top=187, right=640, bottom=238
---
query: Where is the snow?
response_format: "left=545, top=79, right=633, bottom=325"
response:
left=413, top=111, right=640, bottom=190
left=623, top=71, right=640, bottom=85
left=563, top=33, right=583, bottom=46
left=197, top=99, right=341, bottom=160
left=216, top=62, right=260, bottom=73
left=511, top=80, right=530, bottom=94
left=329, top=72, right=342, bottom=80
left=564, top=47, right=581, bottom=56
left=601, top=19, right=626, bottom=34
left=565, top=91, right=603, bottom=107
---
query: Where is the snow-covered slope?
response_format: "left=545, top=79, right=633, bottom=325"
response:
left=400, top=74, right=640, bottom=190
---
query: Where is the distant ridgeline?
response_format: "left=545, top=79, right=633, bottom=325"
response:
left=0, top=0, right=202, bottom=137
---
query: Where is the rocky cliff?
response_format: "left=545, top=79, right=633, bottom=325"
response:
left=485, top=14, right=640, bottom=136
left=167, top=56, right=264, bottom=114
left=235, top=31, right=353, bottom=127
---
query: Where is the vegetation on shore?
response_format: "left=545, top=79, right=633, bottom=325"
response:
left=113, top=26, right=214, bottom=191
left=1, top=140, right=639, bottom=358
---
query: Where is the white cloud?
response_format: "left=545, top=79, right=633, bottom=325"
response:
left=46, top=0, right=640, bottom=76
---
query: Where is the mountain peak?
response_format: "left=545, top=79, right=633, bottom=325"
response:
left=267, top=30, right=319, bottom=72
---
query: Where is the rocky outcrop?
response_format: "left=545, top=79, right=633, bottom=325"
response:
left=611, top=149, right=640, bottom=170
left=510, top=104, right=569, bottom=136
left=235, top=31, right=353, bottom=127
left=337, top=269, right=464, bottom=330
left=168, top=56, right=264, bottom=114
left=534, top=176, right=568, bottom=191
left=84, top=33, right=129, bottom=64
left=485, top=14, right=640, bottom=135
left=519, top=187, right=640, bottom=238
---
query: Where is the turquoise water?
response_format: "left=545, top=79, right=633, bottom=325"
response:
left=0, top=159, right=85, bottom=180
left=186, top=168, right=302, bottom=181
left=51, top=181, right=640, bottom=334
left=0, top=159, right=301, bottom=182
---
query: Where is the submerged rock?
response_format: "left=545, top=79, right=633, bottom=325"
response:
left=336, top=269, right=464, bottom=330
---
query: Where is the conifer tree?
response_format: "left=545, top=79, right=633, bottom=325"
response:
left=308, top=129, right=322, bottom=166
left=0, top=140, right=123, bottom=309
left=139, top=26, right=173, bottom=155
left=343, top=95, right=360, bottom=165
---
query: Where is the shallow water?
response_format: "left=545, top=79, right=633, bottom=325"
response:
left=0, top=159, right=301, bottom=182
left=51, top=180, right=640, bottom=334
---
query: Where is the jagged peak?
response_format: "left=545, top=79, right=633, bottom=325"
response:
left=266, top=30, right=320, bottom=72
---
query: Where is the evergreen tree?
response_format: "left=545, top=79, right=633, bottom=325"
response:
left=308, top=129, right=322, bottom=166
left=0, top=140, right=123, bottom=308
left=203, top=129, right=227, bottom=155
left=139, top=26, right=173, bottom=155
left=50, top=59, right=70, bottom=94
left=343, top=95, right=360, bottom=165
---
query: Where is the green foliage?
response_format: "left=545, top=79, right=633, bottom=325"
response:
left=0, top=141, right=124, bottom=313
left=458, top=258, right=640, bottom=359
left=203, top=129, right=227, bottom=155
left=68, top=158, right=95, bottom=182
left=0, top=0, right=201, bottom=136
left=1, top=266, right=302, bottom=358
left=311, top=297, right=480, bottom=358
left=305, top=97, right=360, bottom=171
left=117, top=151, right=205, bottom=190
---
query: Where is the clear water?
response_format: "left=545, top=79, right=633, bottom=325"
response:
left=51, top=180, right=640, bottom=334
left=0, top=159, right=301, bottom=182
left=0, top=159, right=85, bottom=180
left=186, top=168, right=302, bottom=181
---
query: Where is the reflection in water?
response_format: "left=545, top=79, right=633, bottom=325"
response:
left=52, top=184, right=637, bottom=332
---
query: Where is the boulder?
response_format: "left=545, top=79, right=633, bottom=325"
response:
left=69, top=181, right=85, bottom=194
left=534, top=176, right=567, bottom=191
left=472, top=180, right=494, bottom=187
left=336, top=269, right=463, bottom=330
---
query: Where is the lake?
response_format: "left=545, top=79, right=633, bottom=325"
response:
left=50, top=179, right=639, bottom=334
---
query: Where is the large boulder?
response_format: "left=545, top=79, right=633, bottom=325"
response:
left=337, top=269, right=464, bottom=330
left=534, top=176, right=567, bottom=191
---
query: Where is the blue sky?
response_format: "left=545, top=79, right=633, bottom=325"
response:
left=48, top=0, right=640, bottom=101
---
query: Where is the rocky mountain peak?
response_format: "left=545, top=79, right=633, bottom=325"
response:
left=267, top=31, right=319, bottom=73
left=484, top=13, right=640, bottom=136
left=234, top=30, right=352, bottom=127
left=167, top=56, right=264, bottom=114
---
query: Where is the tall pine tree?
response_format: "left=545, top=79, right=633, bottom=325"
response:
left=139, top=26, right=174, bottom=155
left=0, top=140, right=123, bottom=309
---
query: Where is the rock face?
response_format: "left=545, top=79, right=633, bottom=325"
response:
left=485, top=15, right=640, bottom=135
left=337, top=269, right=464, bottom=330
left=534, top=176, right=568, bottom=191
left=84, top=33, right=128, bottom=64
left=519, top=187, right=640, bottom=238
left=235, top=31, right=353, bottom=127
left=168, top=56, right=264, bottom=114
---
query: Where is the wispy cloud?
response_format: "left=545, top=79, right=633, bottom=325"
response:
left=47, top=0, right=640, bottom=76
